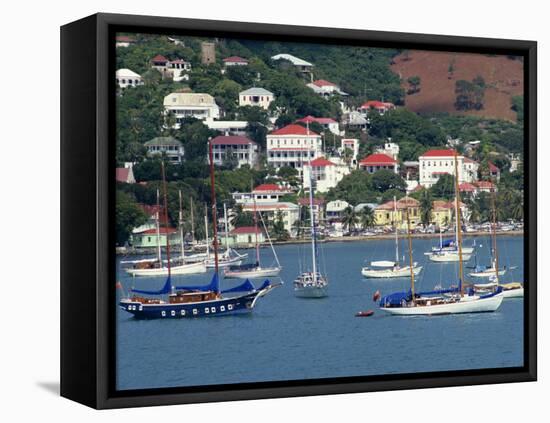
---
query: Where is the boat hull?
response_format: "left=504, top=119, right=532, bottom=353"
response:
left=429, top=253, right=472, bottom=262
left=125, top=261, right=207, bottom=277
left=361, top=266, right=422, bottom=279
left=224, top=267, right=281, bottom=279
left=120, top=291, right=263, bottom=319
left=294, top=285, right=328, bottom=298
left=380, top=294, right=503, bottom=315
left=469, top=269, right=507, bottom=278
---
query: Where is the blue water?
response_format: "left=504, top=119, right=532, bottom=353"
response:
left=116, top=235, right=524, bottom=390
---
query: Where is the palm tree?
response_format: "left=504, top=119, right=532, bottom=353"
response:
left=359, top=206, right=375, bottom=230
left=419, top=189, right=433, bottom=227
left=342, top=206, right=359, bottom=233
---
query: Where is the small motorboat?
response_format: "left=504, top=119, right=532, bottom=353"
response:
left=355, top=310, right=374, bottom=317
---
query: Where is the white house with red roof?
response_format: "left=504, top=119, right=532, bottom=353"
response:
left=266, top=124, right=324, bottom=174
left=223, top=56, right=249, bottom=66
left=488, top=161, right=501, bottom=182
left=359, top=153, right=399, bottom=174
left=116, top=35, right=135, bottom=48
left=232, top=183, right=294, bottom=205
left=307, top=79, right=348, bottom=97
left=230, top=226, right=266, bottom=246
left=359, top=100, right=396, bottom=116
left=210, top=135, right=259, bottom=168
left=150, top=55, right=191, bottom=81
left=375, top=142, right=400, bottom=160
left=239, top=87, right=274, bottom=110
left=115, top=166, right=136, bottom=184
left=302, top=157, right=350, bottom=193
left=419, top=149, right=479, bottom=188
left=296, top=116, right=340, bottom=135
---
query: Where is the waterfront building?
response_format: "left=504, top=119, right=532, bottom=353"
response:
left=326, top=200, right=351, bottom=222
left=359, top=153, right=399, bottom=174
left=239, top=87, right=274, bottom=109
left=210, top=135, right=259, bottom=168
left=302, top=157, right=350, bottom=193
left=115, top=68, right=143, bottom=89
left=164, top=93, right=220, bottom=127
left=230, top=226, right=266, bottom=246
left=144, top=137, right=185, bottom=163
left=232, top=183, right=294, bottom=205
left=266, top=124, right=323, bottom=175
left=242, top=201, right=300, bottom=236
left=132, top=227, right=179, bottom=248
left=418, top=149, right=479, bottom=188
left=374, top=197, right=421, bottom=227
left=297, top=197, right=325, bottom=225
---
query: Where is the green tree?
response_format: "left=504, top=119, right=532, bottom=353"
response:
left=407, top=75, right=421, bottom=94
left=271, top=210, right=290, bottom=241
left=370, top=169, right=406, bottom=192
left=230, top=204, right=254, bottom=228
left=115, top=191, right=147, bottom=245
left=418, top=189, right=433, bottom=227
left=342, top=206, right=359, bottom=232
left=359, top=206, right=375, bottom=229
left=431, top=174, right=455, bottom=200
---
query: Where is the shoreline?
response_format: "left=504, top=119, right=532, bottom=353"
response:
left=116, top=230, right=524, bottom=255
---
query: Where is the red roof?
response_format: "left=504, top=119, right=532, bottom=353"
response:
left=223, top=56, right=248, bottom=63
left=151, top=54, right=169, bottom=63
left=359, top=153, right=397, bottom=165
left=170, top=58, right=189, bottom=64
left=116, top=36, right=134, bottom=42
left=310, top=157, right=335, bottom=167
left=270, top=124, right=319, bottom=136
left=296, top=116, right=337, bottom=125
left=141, top=227, right=177, bottom=235
left=420, top=149, right=458, bottom=158
left=488, top=161, right=500, bottom=173
left=230, top=226, right=262, bottom=234
left=116, top=168, right=130, bottom=183
left=459, top=182, right=477, bottom=192
left=360, top=100, right=395, bottom=109
left=476, top=181, right=496, bottom=189
left=312, top=79, right=337, bottom=87
left=297, top=197, right=325, bottom=206
left=211, top=135, right=256, bottom=146
left=253, top=183, right=287, bottom=192
left=463, top=157, right=478, bottom=164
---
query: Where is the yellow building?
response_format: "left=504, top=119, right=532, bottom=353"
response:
left=431, top=200, right=453, bottom=228
left=374, top=197, right=421, bottom=227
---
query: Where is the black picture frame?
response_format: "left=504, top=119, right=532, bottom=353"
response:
left=60, top=12, right=537, bottom=409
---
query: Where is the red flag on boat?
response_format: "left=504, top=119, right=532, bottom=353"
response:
left=116, top=281, right=123, bottom=290
left=373, top=290, right=381, bottom=302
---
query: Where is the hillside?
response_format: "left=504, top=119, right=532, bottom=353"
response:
left=391, top=50, right=523, bottom=121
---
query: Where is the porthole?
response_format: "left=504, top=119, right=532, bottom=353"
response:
left=211, top=307, right=216, bottom=313
left=138, top=305, right=143, bottom=311
left=205, top=308, right=210, bottom=314
left=161, top=311, right=166, bottom=317
left=228, top=304, right=233, bottom=310
left=193, top=309, right=198, bottom=315
left=171, top=310, right=176, bottom=316
left=220, top=306, right=225, bottom=312
left=181, top=310, right=186, bottom=316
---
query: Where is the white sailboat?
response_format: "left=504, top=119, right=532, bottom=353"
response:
left=224, top=198, right=281, bottom=279
left=125, top=190, right=207, bottom=277
left=380, top=152, right=504, bottom=315
left=362, top=196, right=422, bottom=278
left=294, top=163, right=328, bottom=298
left=205, top=203, right=247, bottom=268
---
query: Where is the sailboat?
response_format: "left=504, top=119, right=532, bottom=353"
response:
left=119, top=150, right=281, bottom=319
left=224, top=195, right=282, bottom=279
left=294, top=162, right=328, bottom=298
left=125, top=189, right=207, bottom=277
left=472, top=186, right=523, bottom=298
left=205, top=203, right=247, bottom=268
left=379, top=152, right=503, bottom=315
left=361, top=196, right=422, bottom=278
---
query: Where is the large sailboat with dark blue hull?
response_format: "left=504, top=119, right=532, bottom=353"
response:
left=119, top=143, right=281, bottom=319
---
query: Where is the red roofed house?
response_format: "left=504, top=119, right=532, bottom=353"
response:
left=116, top=166, right=136, bottom=184
left=232, top=183, right=294, bottom=205
left=359, top=100, right=395, bottom=116
left=302, top=157, right=350, bottom=193
left=150, top=55, right=191, bottom=81
left=116, top=35, right=135, bottom=48
left=132, top=226, right=179, bottom=248
left=359, top=153, right=398, bottom=174
left=210, top=135, right=259, bottom=168
left=266, top=124, right=323, bottom=175
left=223, top=56, right=249, bottom=66
left=230, top=226, right=266, bottom=246
left=419, top=149, right=479, bottom=188
left=475, top=180, right=497, bottom=193
left=488, top=161, right=501, bottom=182
left=296, top=116, right=340, bottom=135
left=307, top=79, right=347, bottom=96
left=151, top=54, right=169, bottom=68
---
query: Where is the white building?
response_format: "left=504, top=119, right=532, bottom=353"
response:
left=203, top=118, right=248, bottom=135
left=375, top=142, right=400, bottom=160
left=239, top=87, right=274, bottom=110
left=150, top=55, right=191, bottom=81
left=296, top=116, right=340, bottom=136
left=359, top=100, right=396, bottom=116
left=326, top=200, right=351, bottom=222
left=271, top=53, right=314, bottom=72
left=302, top=157, right=350, bottom=193
left=115, top=69, right=143, bottom=89
left=210, top=135, right=259, bottom=168
left=232, top=184, right=294, bottom=205
left=223, top=56, right=249, bottom=66
left=230, top=226, right=266, bottom=246
left=307, top=79, right=347, bottom=97
left=115, top=35, right=135, bottom=48
left=144, top=137, right=185, bottom=163
left=242, top=201, right=300, bottom=236
left=339, top=138, right=359, bottom=167
left=266, top=124, right=323, bottom=175
left=359, top=153, right=399, bottom=174
left=345, top=111, right=368, bottom=131
left=419, top=149, right=479, bottom=188
left=164, top=93, right=220, bottom=128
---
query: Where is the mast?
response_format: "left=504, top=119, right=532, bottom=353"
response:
left=204, top=212, right=210, bottom=258
left=190, top=197, right=195, bottom=243
left=208, top=140, right=220, bottom=275
left=155, top=189, right=162, bottom=265
left=178, top=190, right=185, bottom=262
left=308, top=162, right=318, bottom=283
left=405, top=206, right=415, bottom=301
left=223, top=202, right=229, bottom=252
left=393, top=195, right=399, bottom=264
left=453, top=151, right=464, bottom=296
left=490, top=185, right=500, bottom=283
left=252, top=191, right=260, bottom=266
left=160, top=162, right=172, bottom=280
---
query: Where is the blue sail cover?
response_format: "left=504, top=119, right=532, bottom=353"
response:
left=441, top=239, right=456, bottom=248
left=174, top=273, right=220, bottom=293
left=257, top=279, right=272, bottom=291
left=221, top=279, right=256, bottom=294
left=379, top=284, right=462, bottom=306
left=132, top=276, right=172, bottom=295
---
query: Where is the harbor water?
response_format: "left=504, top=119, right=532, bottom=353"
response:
left=116, top=235, right=524, bottom=390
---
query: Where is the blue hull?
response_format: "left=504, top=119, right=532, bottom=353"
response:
left=119, top=291, right=262, bottom=319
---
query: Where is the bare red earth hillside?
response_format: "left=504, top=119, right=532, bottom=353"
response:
left=391, top=50, right=523, bottom=121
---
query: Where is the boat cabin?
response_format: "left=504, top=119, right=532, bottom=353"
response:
left=168, top=290, right=219, bottom=304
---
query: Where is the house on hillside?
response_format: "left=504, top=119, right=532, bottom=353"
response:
left=339, top=138, right=360, bottom=167
left=115, top=69, right=143, bottom=89
left=418, top=149, right=478, bottom=188
left=239, top=87, right=274, bottom=109
left=144, top=137, right=185, bottom=163
left=209, top=135, right=259, bottom=168
left=359, top=153, right=399, bottom=174
left=163, top=93, right=220, bottom=127
left=359, top=100, right=395, bottom=116
left=232, top=184, right=294, bottom=205
left=266, top=124, right=323, bottom=175
left=150, top=55, right=191, bottom=81
left=115, top=35, right=135, bottom=48
left=345, top=111, right=368, bottom=131
left=307, top=79, right=347, bottom=97
left=203, top=119, right=248, bottom=136
left=223, top=56, right=249, bottom=66
left=375, top=142, right=400, bottom=160
left=116, top=166, right=136, bottom=184
left=302, top=157, right=350, bottom=193
left=296, top=116, right=340, bottom=135
left=271, top=53, right=314, bottom=73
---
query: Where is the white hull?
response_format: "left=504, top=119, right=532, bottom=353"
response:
left=224, top=267, right=281, bottom=279
left=380, top=294, right=503, bottom=315
left=501, top=287, right=524, bottom=298
left=125, top=261, right=207, bottom=277
left=294, top=285, right=328, bottom=298
left=362, top=265, right=422, bottom=279
left=469, top=269, right=507, bottom=278
left=429, top=252, right=472, bottom=262
left=206, top=258, right=243, bottom=268
left=426, top=247, right=474, bottom=255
